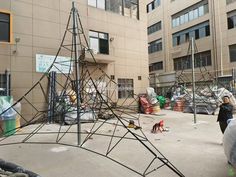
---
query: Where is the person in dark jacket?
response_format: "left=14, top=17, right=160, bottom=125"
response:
left=217, top=95, right=233, bottom=134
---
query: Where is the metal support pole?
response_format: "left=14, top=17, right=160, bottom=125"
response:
left=191, top=38, right=197, bottom=124
left=5, top=69, right=10, bottom=96
left=232, top=68, right=234, bottom=91
left=72, top=2, right=81, bottom=145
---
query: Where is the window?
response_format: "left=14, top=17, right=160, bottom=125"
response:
left=204, top=3, right=209, bottom=13
left=149, top=61, right=163, bottom=72
left=193, top=8, right=198, bottom=19
left=154, top=0, right=160, bottom=7
left=176, top=36, right=180, bottom=45
left=227, top=0, right=236, bottom=5
left=124, top=0, right=139, bottom=19
left=195, top=29, right=199, bottom=39
left=198, top=5, right=204, bottom=16
left=185, top=33, right=190, bottom=42
left=195, top=51, right=212, bottom=67
left=228, top=16, right=234, bottom=29
left=172, top=21, right=210, bottom=46
left=173, top=37, right=177, bottom=46
left=88, top=0, right=105, bottom=9
left=172, top=19, right=176, bottom=27
left=205, top=25, right=210, bottom=36
left=98, top=0, right=105, bottom=9
left=229, top=44, right=236, bottom=62
left=180, top=15, right=185, bottom=25
left=106, top=0, right=123, bottom=15
left=173, top=50, right=211, bottom=70
left=118, top=79, right=134, bottom=98
left=172, top=1, right=208, bottom=28
left=199, top=27, right=206, bottom=38
left=184, top=13, right=189, bottom=23
left=148, top=21, right=161, bottom=35
left=174, top=57, right=191, bottom=71
left=147, top=0, right=160, bottom=13
left=148, top=39, right=162, bottom=53
left=147, top=3, right=153, bottom=13
left=189, top=31, right=195, bottom=40
left=88, top=0, right=96, bottom=7
left=176, top=17, right=180, bottom=26
left=89, top=31, right=109, bottom=54
left=180, top=34, right=185, bottom=44
left=189, top=10, right=194, bottom=21
left=228, top=11, right=236, bottom=29
left=0, top=12, right=11, bottom=43
left=131, top=0, right=139, bottom=19
left=88, top=0, right=139, bottom=19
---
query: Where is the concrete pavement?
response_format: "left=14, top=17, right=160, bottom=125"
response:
left=0, top=110, right=234, bottom=177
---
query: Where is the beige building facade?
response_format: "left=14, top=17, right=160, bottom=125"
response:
left=0, top=0, right=149, bottom=118
left=147, top=0, right=236, bottom=94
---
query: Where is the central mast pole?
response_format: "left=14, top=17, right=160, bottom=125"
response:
left=191, top=38, right=197, bottom=124
left=72, top=2, right=81, bottom=145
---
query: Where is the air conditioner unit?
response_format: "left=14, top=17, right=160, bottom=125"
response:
left=90, top=49, right=98, bottom=54
left=85, top=48, right=98, bottom=55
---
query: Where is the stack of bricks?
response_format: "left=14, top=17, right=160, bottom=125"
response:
left=173, top=100, right=185, bottom=112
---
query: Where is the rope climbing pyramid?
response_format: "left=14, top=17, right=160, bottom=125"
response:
left=0, top=3, right=184, bottom=177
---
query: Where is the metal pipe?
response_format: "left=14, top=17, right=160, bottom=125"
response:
left=5, top=69, right=10, bottom=96
left=217, top=0, right=224, bottom=76
left=72, top=2, right=81, bottom=145
left=191, top=38, right=197, bottom=124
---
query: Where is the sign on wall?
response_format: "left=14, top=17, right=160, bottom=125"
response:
left=36, top=54, right=73, bottom=73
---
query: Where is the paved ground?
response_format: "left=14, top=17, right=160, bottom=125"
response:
left=0, top=110, right=235, bottom=177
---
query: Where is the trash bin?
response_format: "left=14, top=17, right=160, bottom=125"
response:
left=157, top=96, right=166, bottom=109
left=3, top=117, right=16, bottom=136
left=0, top=120, right=3, bottom=136
left=0, top=96, right=16, bottom=136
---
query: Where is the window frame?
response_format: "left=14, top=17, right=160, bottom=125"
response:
left=226, top=0, right=236, bottom=5
left=180, top=15, right=185, bottom=25
left=0, top=10, right=13, bottom=44
left=193, top=8, right=199, bottom=19
left=147, top=0, right=160, bottom=13
left=171, top=1, right=209, bottom=28
left=229, top=44, right=236, bottom=62
left=172, top=21, right=210, bottom=47
left=88, top=0, right=140, bottom=20
left=227, top=11, right=236, bottom=30
left=148, top=39, right=162, bottom=54
left=118, top=78, right=134, bottom=99
left=88, top=0, right=105, bottom=9
left=147, top=21, right=161, bottom=35
left=198, top=5, right=204, bottom=17
left=149, top=61, right=163, bottom=72
left=89, top=30, right=109, bottom=55
left=173, top=50, right=211, bottom=70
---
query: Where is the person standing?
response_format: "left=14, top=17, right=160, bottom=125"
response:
left=217, top=95, right=233, bottom=134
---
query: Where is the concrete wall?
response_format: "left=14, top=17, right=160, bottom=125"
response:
left=0, top=0, right=149, bottom=119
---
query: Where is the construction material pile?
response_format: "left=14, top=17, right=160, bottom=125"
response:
left=171, top=86, right=236, bottom=115
left=139, top=87, right=166, bottom=114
